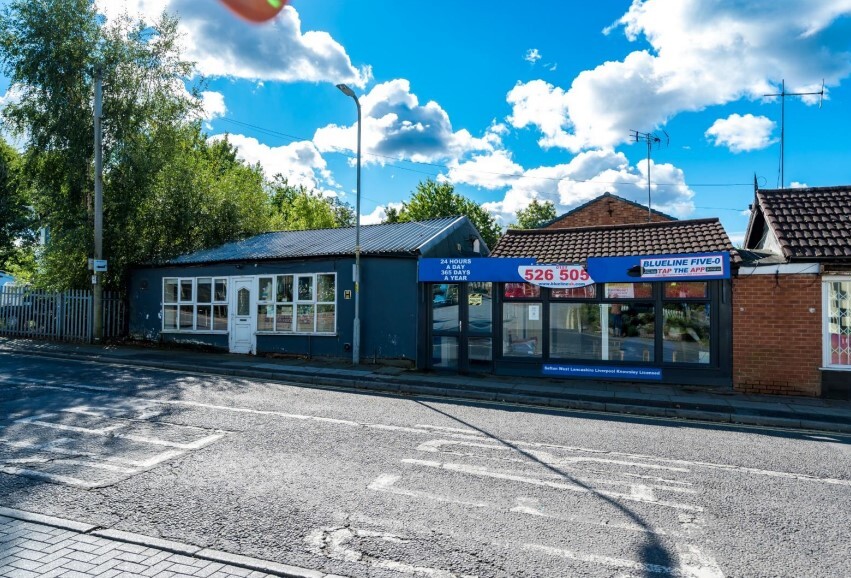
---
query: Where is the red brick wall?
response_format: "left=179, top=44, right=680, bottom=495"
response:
left=732, top=274, right=822, bottom=396
left=546, top=197, right=674, bottom=229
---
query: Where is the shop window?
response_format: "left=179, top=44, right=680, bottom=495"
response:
left=468, top=282, right=493, bottom=334
left=663, top=304, right=710, bottom=364
left=551, top=285, right=596, bottom=299
left=432, top=284, right=459, bottom=333
left=607, top=303, right=655, bottom=362
left=664, top=282, right=708, bottom=299
left=257, top=273, right=336, bottom=334
left=605, top=283, right=653, bottom=299
left=162, top=277, right=228, bottom=332
left=502, top=302, right=542, bottom=357
left=550, top=303, right=602, bottom=359
left=826, top=280, right=851, bottom=367
left=504, top=283, right=541, bottom=299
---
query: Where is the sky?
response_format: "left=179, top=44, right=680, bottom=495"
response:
left=4, top=0, right=851, bottom=245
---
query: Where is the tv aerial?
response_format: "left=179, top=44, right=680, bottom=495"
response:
left=629, top=130, right=670, bottom=221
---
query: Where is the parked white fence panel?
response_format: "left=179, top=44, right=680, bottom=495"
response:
left=0, top=286, right=126, bottom=342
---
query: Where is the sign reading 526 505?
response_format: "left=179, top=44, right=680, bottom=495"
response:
left=517, top=265, right=594, bottom=288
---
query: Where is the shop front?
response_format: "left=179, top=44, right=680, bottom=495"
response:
left=419, top=252, right=733, bottom=387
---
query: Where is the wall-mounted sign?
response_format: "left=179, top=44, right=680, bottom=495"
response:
left=605, top=283, right=634, bottom=298
left=344, top=290, right=352, bottom=300
left=517, top=264, right=594, bottom=289
left=418, top=258, right=535, bottom=282
left=543, top=364, right=662, bottom=381
left=640, top=254, right=725, bottom=278
left=586, top=252, right=730, bottom=283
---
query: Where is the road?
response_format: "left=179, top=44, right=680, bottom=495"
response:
left=0, top=353, right=849, bottom=578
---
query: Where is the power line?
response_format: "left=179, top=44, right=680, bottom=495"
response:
left=215, top=116, right=754, bottom=190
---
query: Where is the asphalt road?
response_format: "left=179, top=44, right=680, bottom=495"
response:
left=0, top=352, right=849, bottom=578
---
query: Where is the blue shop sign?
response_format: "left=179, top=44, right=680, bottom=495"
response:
left=586, top=252, right=730, bottom=283
left=418, top=257, right=535, bottom=282
left=543, top=364, right=663, bottom=381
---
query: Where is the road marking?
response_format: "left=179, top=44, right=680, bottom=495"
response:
left=0, top=436, right=185, bottom=468
left=0, top=465, right=100, bottom=489
left=403, top=459, right=704, bottom=512
left=12, top=392, right=844, bottom=488
left=511, top=497, right=675, bottom=536
left=369, top=474, right=489, bottom=508
left=523, top=542, right=725, bottom=578
left=306, top=526, right=479, bottom=578
left=16, top=414, right=126, bottom=435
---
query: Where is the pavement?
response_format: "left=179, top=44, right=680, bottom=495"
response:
left=0, top=508, right=332, bottom=578
left=2, top=337, right=850, bottom=434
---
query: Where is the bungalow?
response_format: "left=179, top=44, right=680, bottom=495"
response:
left=128, top=217, right=487, bottom=364
left=736, top=185, right=851, bottom=399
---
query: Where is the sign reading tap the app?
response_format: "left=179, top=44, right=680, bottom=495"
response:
left=640, top=253, right=726, bottom=279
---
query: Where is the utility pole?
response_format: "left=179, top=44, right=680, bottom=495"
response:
left=763, top=79, right=824, bottom=188
left=93, top=69, right=104, bottom=342
left=629, top=130, right=669, bottom=221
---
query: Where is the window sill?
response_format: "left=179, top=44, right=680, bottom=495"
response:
left=256, top=331, right=337, bottom=337
left=161, top=330, right=228, bottom=335
left=821, top=366, right=851, bottom=372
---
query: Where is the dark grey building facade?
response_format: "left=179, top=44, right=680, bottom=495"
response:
left=128, top=217, right=487, bottom=364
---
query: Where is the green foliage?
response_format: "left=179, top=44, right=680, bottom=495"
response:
left=269, top=175, right=354, bottom=231
left=0, top=139, right=36, bottom=270
left=0, top=0, right=277, bottom=290
left=512, top=199, right=557, bottom=229
left=388, top=179, right=502, bottom=249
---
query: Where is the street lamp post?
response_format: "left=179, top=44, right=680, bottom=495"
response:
left=336, top=83, right=361, bottom=365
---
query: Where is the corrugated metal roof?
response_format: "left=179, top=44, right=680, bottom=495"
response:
left=168, top=217, right=466, bottom=265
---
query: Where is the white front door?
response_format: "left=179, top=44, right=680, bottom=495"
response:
left=229, top=277, right=256, bottom=354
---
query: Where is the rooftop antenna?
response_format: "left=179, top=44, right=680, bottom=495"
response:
left=763, top=79, right=824, bottom=189
left=629, top=129, right=669, bottom=221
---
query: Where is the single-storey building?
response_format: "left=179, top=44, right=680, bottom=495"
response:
left=419, top=214, right=738, bottom=387
left=735, top=185, right=851, bottom=399
left=128, top=217, right=487, bottom=363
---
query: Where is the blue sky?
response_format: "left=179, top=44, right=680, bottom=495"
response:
left=6, top=1, right=851, bottom=244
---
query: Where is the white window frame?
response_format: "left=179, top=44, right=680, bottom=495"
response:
left=256, top=273, right=337, bottom=336
left=822, top=275, right=851, bottom=370
left=162, top=276, right=229, bottom=333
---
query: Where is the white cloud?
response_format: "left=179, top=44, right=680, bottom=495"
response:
left=446, top=150, right=524, bottom=190
left=524, top=48, right=542, bottom=64
left=313, top=79, right=499, bottom=165
left=480, top=149, right=695, bottom=225
left=360, top=202, right=403, bottom=226
left=211, top=134, right=335, bottom=193
left=705, top=113, right=776, bottom=153
left=200, top=91, right=227, bottom=120
left=790, top=181, right=810, bottom=188
left=96, top=1, right=369, bottom=86
left=728, top=232, right=746, bottom=246
left=508, top=0, right=851, bottom=152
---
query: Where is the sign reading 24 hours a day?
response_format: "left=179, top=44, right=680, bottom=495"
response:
left=517, top=264, right=594, bottom=288
left=641, top=253, right=726, bottom=279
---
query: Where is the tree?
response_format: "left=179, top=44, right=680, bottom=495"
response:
left=512, top=199, right=557, bottom=229
left=269, top=175, right=354, bottom=231
left=387, top=179, right=502, bottom=249
left=0, top=139, right=35, bottom=272
left=0, top=0, right=273, bottom=289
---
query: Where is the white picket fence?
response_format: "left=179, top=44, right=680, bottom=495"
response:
left=0, top=286, right=126, bottom=342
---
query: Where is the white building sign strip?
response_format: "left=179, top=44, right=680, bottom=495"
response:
left=517, top=265, right=594, bottom=289
left=640, top=255, right=725, bottom=279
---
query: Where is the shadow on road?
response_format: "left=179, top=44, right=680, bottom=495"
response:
left=415, top=399, right=677, bottom=578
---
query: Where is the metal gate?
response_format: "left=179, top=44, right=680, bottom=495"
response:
left=0, top=286, right=126, bottom=342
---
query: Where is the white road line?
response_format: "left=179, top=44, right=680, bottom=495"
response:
left=4, top=456, right=136, bottom=474
left=524, top=542, right=677, bottom=576
left=0, top=466, right=101, bottom=489
left=16, top=415, right=126, bottom=435
left=0, top=437, right=185, bottom=468
left=114, top=432, right=225, bottom=450
left=23, top=394, right=844, bottom=488
left=510, top=497, right=676, bottom=536
left=306, top=526, right=479, bottom=578
left=403, top=459, right=704, bottom=512
left=523, top=542, right=724, bottom=578
left=369, top=473, right=490, bottom=508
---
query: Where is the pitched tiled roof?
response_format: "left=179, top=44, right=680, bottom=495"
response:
left=541, top=192, right=676, bottom=228
left=757, top=186, right=851, bottom=260
left=168, top=217, right=473, bottom=264
left=491, top=219, right=736, bottom=263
